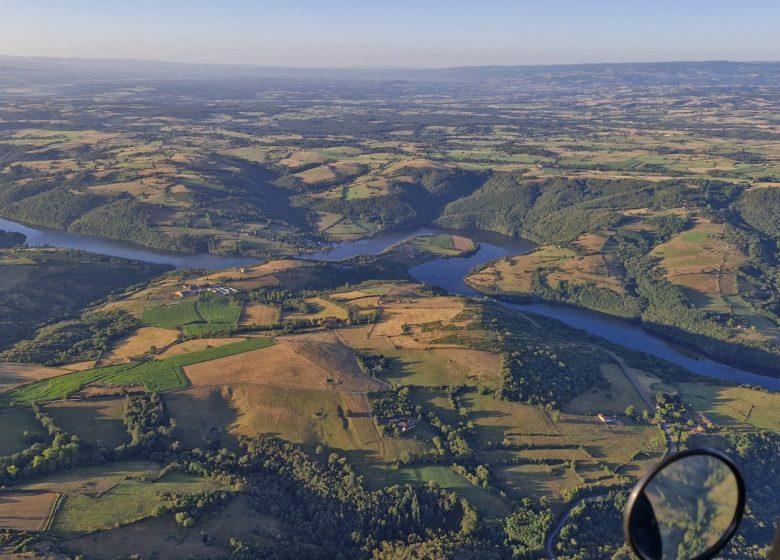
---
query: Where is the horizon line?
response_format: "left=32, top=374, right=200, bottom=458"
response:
left=2, top=53, right=779, bottom=72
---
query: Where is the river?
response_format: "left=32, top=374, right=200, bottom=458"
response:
left=1, top=216, right=778, bottom=390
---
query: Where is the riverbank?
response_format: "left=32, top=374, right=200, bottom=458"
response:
left=1, top=215, right=778, bottom=390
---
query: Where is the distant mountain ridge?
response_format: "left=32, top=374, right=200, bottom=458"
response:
left=1, top=55, right=779, bottom=89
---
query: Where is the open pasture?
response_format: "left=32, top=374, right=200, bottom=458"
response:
left=495, top=463, right=581, bottom=504
left=0, top=407, right=44, bottom=456
left=45, top=398, right=129, bottom=448
left=51, top=472, right=225, bottom=536
left=558, top=414, right=663, bottom=469
left=380, top=348, right=501, bottom=388
left=384, top=465, right=509, bottom=514
left=19, top=462, right=160, bottom=498
left=64, top=496, right=279, bottom=560
left=565, top=363, right=651, bottom=416
left=240, top=303, right=279, bottom=326
left=164, top=386, right=240, bottom=450
left=651, top=218, right=747, bottom=312
left=0, top=363, right=69, bottom=393
left=677, top=383, right=780, bottom=433
left=370, top=297, right=464, bottom=338
left=0, top=490, right=60, bottom=531
left=467, top=245, right=624, bottom=295
left=142, top=300, right=201, bottom=329
left=228, top=384, right=377, bottom=453
left=101, top=327, right=180, bottom=364
left=183, top=332, right=384, bottom=393
left=464, top=394, right=557, bottom=448
left=156, top=337, right=244, bottom=359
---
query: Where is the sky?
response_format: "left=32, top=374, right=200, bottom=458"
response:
left=1, top=0, right=778, bottom=68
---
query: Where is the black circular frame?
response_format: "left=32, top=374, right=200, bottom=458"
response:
left=623, top=447, right=746, bottom=560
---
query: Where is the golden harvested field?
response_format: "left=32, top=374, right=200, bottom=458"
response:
left=183, top=331, right=386, bottom=393
left=279, top=149, right=329, bottom=168
left=294, top=165, right=337, bottom=183
left=196, top=259, right=305, bottom=289
left=329, top=290, right=381, bottom=308
left=0, top=490, right=59, bottom=531
left=574, top=233, right=610, bottom=253
left=336, top=325, right=396, bottom=350
left=100, top=277, right=181, bottom=317
left=286, top=297, right=348, bottom=321
left=468, top=245, right=624, bottom=295
left=61, top=360, right=99, bottom=371
left=330, top=290, right=373, bottom=301
left=87, top=179, right=164, bottom=196
left=45, top=399, right=129, bottom=448
left=0, top=363, right=68, bottom=393
left=101, top=327, right=180, bottom=364
left=451, top=235, right=476, bottom=251
left=370, top=297, right=464, bottom=338
left=156, top=337, right=244, bottom=359
left=240, top=303, right=279, bottom=326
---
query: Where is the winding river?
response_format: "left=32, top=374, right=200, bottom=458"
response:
left=1, top=216, right=778, bottom=390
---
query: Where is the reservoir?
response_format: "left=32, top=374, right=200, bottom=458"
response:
left=1, top=216, right=777, bottom=390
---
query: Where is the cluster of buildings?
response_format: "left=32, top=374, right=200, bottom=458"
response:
left=174, top=283, right=239, bottom=298
left=690, top=412, right=715, bottom=435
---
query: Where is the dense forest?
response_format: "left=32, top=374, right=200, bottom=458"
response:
left=456, top=175, right=780, bottom=372
left=0, top=248, right=171, bottom=351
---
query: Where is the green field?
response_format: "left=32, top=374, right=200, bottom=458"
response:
left=142, top=294, right=243, bottom=336
left=45, top=399, right=129, bottom=449
left=385, top=465, right=508, bottom=514
left=182, top=322, right=237, bottom=337
left=677, top=383, right=780, bottom=432
left=0, top=338, right=274, bottom=407
left=463, top=393, right=555, bottom=448
left=51, top=472, right=225, bottom=535
left=196, top=293, right=243, bottom=324
left=0, top=408, right=44, bottom=456
left=565, top=363, right=651, bottom=416
left=142, top=300, right=201, bottom=329
left=381, top=349, right=487, bottom=387
left=495, top=463, right=582, bottom=503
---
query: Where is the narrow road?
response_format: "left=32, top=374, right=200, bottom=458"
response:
left=545, top=496, right=602, bottom=559
left=545, top=351, right=677, bottom=558
left=605, top=349, right=676, bottom=454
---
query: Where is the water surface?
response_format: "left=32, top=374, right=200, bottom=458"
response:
left=1, top=216, right=777, bottom=389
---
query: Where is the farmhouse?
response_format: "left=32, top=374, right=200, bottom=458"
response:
left=174, top=289, right=196, bottom=298
left=597, top=413, right=618, bottom=425
left=388, top=417, right=417, bottom=433
left=324, top=316, right=344, bottom=329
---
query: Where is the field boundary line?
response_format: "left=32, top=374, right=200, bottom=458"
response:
left=42, top=492, right=65, bottom=532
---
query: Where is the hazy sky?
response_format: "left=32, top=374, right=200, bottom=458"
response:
left=1, top=0, right=778, bottom=68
